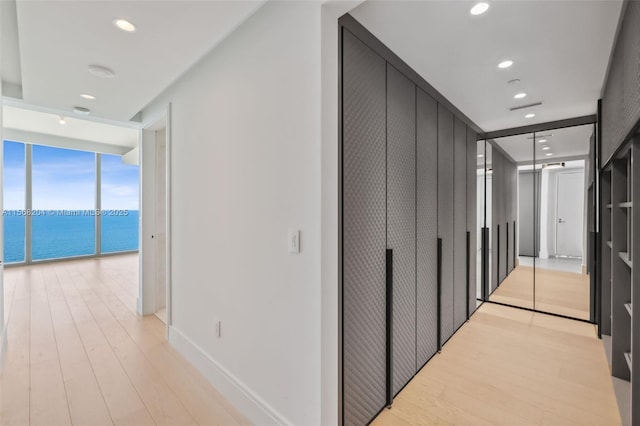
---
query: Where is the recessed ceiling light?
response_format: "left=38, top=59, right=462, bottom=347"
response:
left=542, top=146, right=550, bottom=150
left=59, top=116, right=66, bottom=125
left=80, top=93, right=96, bottom=100
left=470, top=2, right=490, bottom=15
left=478, top=154, right=484, bottom=158
left=538, top=138, right=548, bottom=143
left=546, top=153, right=553, bottom=156
left=88, top=64, right=115, bottom=79
left=525, top=113, right=536, bottom=119
left=73, top=106, right=91, bottom=115
left=514, top=92, right=527, bottom=99
left=113, top=19, right=136, bottom=32
left=498, top=60, right=513, bottom=69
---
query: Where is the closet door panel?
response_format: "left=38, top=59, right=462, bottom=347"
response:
left=386, top=64, right=417, bottom=395
left=416, top=88, right=438, bottom=367
left=453, top=117, right=467, bottom=329
left=467, top=130, right=478, bottom=315
left=438, top=105, right=455, bottom=342
left=342, top=29, right=387, bottom=426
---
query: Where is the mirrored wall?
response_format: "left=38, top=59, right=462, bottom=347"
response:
left=477, top=123, right=596, bottom=321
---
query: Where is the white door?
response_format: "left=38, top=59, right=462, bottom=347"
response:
left=154, top=128, right=167, bottom=322
left=556, top=171, right=584, bottom=257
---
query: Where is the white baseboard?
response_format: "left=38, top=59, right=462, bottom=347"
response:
left=168, top=326, right=290, bottom=425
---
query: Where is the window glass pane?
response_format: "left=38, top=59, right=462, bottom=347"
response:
left=3, top=141, right=26, bottom=263
left=32, top=145, right=95, bottom=260
left=101, top=154, right=139, bottom=253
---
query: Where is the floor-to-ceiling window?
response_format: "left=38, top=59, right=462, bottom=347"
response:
left=3, top=141, right=26, bottom=263
left=2, top=141, right=139, bottom=264
left=100, top=153, right=139, bottom=253
left=32, top=145, right=96, bottom=260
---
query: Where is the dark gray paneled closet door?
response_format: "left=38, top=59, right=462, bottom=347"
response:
left=342, top=29, right=387, bottom=426
left=386, top=64, right=417, bottom=396
left=453, top=118, right=467, bottom=329
left=438, top=105, right=455, bottom=342
left=467, top=130, right=477, bottom=315
left=416, top=88, right=438, bottom=367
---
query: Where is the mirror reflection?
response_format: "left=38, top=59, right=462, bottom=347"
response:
left=534, top=125, right=592, bottom=320
left=488, top=133, right=534, bottom=310
left=477, top=125, right=594, bottom=320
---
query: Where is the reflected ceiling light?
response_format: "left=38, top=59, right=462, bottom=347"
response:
left=113, top=18, right=136, bottom=32
left=514, top=92, right=527, bottom=99
left=525, top=113, right=535, bottom=118
left=73, top=106, right=91, bottom=115
left=498, top=60, right=513, bottom=69
left=80, top=93, right=96, bottom=100
left=478, top=154, right=484, bottom=158
left=546, top=152, right=553, bottom=156
left=538, top=138, right=548, bottom=143
left=88, top=64, right=115, bottom=78
left=542, top=145, right=550, bottom=150
left=470, top=2, right=490, bottom=15
left=59, top=116, right=66, bottom=125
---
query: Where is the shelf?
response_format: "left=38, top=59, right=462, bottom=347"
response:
left=606, top=203, right=613, bottom=209
left=625, top=352, right=632, bottom=372
left=619, top=201, right=633, bottom=208
left=607, top=240, right=613, bottom=249
left=625, top=303, right=632, bottom=316
left=619, top=252, right=633, bottom=268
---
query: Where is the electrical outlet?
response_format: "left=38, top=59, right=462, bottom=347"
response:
left=215, top=320, right=221, bottom=338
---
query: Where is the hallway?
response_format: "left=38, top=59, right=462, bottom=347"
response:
left=0, top=255, right=247, bottom=425
left=374, top=303, right=619, bottom=425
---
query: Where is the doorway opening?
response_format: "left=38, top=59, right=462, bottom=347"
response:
left=140, top=105, right=171, bottom=333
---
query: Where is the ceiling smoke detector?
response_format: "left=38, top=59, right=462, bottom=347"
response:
left=73, top=106, right=91, bottom=115
left=88, top=64, right=115, bottom=79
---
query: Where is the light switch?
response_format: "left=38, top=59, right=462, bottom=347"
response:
left=288, top=229, right=300, bottom=254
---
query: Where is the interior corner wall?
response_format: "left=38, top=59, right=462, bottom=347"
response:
left=141, top=2, right=323, bottom=424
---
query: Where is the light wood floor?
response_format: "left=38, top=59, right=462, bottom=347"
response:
left=490, top=265, right=590, bottom=320
left=0, top=254, right=248, bottom=426
left=373, top=303, right=620, bottom=425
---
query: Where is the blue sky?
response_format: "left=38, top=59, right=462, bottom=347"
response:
left=3, top=141, right=139, bottom=210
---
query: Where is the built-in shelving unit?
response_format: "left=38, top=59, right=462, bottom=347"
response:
left=605, top=137, right=639, bottom=424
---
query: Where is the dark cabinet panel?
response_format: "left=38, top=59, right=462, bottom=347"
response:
left=454, top=117, right=467, bottom=329
left=438, top=105, right=455, bottom=342
left=386, top=64, right=417, bottom=396
left=416, top=88, right=438, bottom=367
left=342, top=29, right=387, bottom=426
left=467, top=129, right=478, bottom=315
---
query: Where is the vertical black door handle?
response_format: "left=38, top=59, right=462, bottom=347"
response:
left=385, top=248, right=393, bottom=408
left=466, top=231, right=470, bottom=320
left=437, top=238, right=442, bottom=353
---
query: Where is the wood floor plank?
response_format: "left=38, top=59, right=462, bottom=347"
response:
left=374, top=303, right=621, bottom=425
left=1, top=254, right=249, bottom=426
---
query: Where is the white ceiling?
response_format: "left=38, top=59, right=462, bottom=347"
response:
left=350, top=0, right=622, bottom=132
left=10, top=0, right=265, bottom=122
left=491, top=124, right=593, bottom=164
left=3, top=105, right=139, bottom=149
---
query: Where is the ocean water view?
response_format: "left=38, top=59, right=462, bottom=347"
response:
left=4, top=210, right=139, bottom=263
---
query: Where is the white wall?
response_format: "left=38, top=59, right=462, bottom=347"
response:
left=141, top=2, right=324, bottom=424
